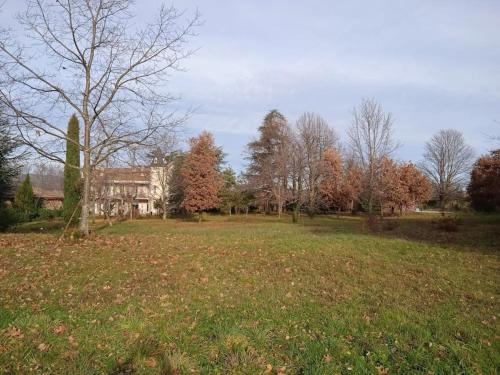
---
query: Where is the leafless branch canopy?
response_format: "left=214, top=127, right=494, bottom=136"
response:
left=420, top=129, right=474, bottom=206
left=0, top=0, right=199, bottom=165
left=0, top=0, right=199, bottom=234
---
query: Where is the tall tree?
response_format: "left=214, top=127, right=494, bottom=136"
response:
left=14, top=174, right=38, bottom=220
left=347, top=98, right=399, bottom=214
left=420, top=129, right=474, bottom=210
left=63, top=114, right=81, bottom=225
left=181, top=132, right=222, bottom=221
left=296, top=112, right=337, bottom=217
left=375, top=156, right=401, bottom=214
left=219, top=167, right=237, bottom=215
left=340, top=159, right=363, bottom=213
left=246, top=110, right=291, bottom=217
left=0, top=117, right=23, bottom=229
left=167, top=152, right=186, bottom=213
left=0, top=1, right=199, bottom=235
left=319, top=148, right=343, bottom=212
left=467, top=150, right=500, bottom=212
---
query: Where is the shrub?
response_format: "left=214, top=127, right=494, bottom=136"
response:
left=38, top=208, right=62, bottom=220
left=0, top=204, right=19, bottom=231
left=13, top=174, right=39, bottom=220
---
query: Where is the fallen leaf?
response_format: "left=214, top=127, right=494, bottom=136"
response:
left=38, top=342, right=49, bottom=352
left=144, top=357, right=157, bottom=368
left=5, top=326, right=23, bottom=339
left=53, top=324, right=67, bottom=335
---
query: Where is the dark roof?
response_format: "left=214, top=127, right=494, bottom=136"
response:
left=93, top=167, right=151, bottom=184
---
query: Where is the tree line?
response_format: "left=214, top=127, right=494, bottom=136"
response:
left=149, top=99, right=498, bottom=222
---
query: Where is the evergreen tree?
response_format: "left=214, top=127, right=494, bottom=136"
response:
left=14, top=174, right=38, bottom=220
left=219, top=167, right=237, bottom=215
left=63, top=114, right=81, bottom=224
left=0, top=118, right=23, bottom=229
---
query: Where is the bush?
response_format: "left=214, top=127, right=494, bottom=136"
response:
left=0, top=204, right=19, bottom=231
left=38, top=208, right=62, bottom=220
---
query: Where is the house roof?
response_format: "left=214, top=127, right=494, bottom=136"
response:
left=93, top=167, right=151, bottom=184
left=33, top=187, right=64, bottom=200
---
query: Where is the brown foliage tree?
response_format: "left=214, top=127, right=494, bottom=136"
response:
left=467, top=150, right=500, bottom=212
left=181, top=132, right=221, bottom=221
left=376, top=156, right=401, bottom=214
left=375, top=158, right=432, bottom=215
left=340, top=159, right=363, bottom=212
left=320, top=151, right=363, bottom=213
left=399, top=163, right=432, bottom=213
left=319, top=148, right=343, bottom=211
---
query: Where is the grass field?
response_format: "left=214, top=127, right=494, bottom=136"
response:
left=0, top=214, right=499, bottom=374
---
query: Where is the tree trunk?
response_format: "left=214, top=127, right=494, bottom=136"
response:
left=79, top=148, right=91, bottom=236
left=162, top=198, right=167, bottom=220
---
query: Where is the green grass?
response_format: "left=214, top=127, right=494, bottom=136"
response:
left=0, top=214, right=499, bottom=374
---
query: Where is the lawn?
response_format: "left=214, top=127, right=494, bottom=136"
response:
left=0, top=214, right=499, bottom=374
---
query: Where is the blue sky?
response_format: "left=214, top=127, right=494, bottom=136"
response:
left=2, top=0, right=499, bottom=171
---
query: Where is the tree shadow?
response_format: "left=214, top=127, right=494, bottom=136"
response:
left=304, top=213, right=500, bottom=254
left=6, top=219, right=64, bottom=234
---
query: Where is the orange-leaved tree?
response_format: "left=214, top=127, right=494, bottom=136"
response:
left=399, top=162, right=432, bottom=214
left=319, top=148, right=343, bottom=211
left=181, top=132, right=222, bottom=221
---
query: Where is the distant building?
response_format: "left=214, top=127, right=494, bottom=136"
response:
left=5, top=173, right=64, bottom=209
left=91, top=166, right=169, bottom=217
left=33, top=187, right=64, bottom=209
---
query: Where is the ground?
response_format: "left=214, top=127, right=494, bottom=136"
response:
left=0, top=214, right=499, bottom=374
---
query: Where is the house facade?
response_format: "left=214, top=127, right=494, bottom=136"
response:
left=91, top=166, right=169, bottom=217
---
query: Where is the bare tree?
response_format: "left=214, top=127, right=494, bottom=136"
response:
left=420, top=129, right=474, bottom=210
left=0, top=0, right=199, bottom=235
left=347, top=98, right=399, bottom=214
left=295, top=112, right=337, bottom=217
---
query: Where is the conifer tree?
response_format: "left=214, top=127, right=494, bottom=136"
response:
left=181, top=132, right=222, bottom=221
left=63, top=114, right=81, bottom=224
left=14, top=174, right=38, bottom=220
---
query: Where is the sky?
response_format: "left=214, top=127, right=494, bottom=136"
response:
left=2, top=0, right=499, bottom=171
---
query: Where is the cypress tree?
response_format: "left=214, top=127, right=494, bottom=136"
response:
left=63, top=114, right=81, bottom=224
left=14, top=174, right=38, bottom=220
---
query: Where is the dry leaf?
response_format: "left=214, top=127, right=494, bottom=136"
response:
left=53, top=324, right=67, bottom=335
left=144, top=357, right=157, bottom=368
left=5, top=326, right=23, bottom=339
